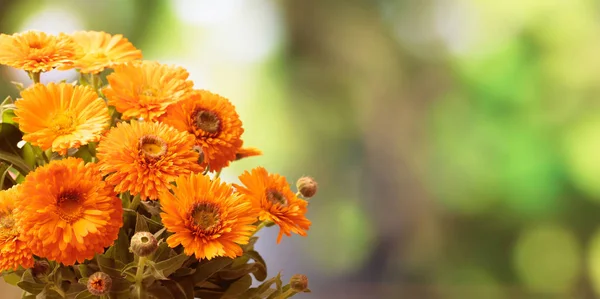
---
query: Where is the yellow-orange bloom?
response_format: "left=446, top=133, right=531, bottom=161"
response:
left=161, top=174, right=257, bottom=259
left=96, top=121, right=202, bottom=200
left=0, top=186, right=34, bottom=271
left=70, top=31, right=142, bottom=74
left=103, top=61, right=193, bottom=121
left=14, top=82, right=110, bottom=155
left=15, top=158, right=122, bottom=265
left=0, top=30, right=79, bottom=72
left=159, top=90, right=243, bottom=172
left=235, top=167, right=311, bottom=243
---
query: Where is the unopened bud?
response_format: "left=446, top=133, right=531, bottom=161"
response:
left=290, top=274, right=309, bottom=293
left=87, top=272, right=112, bottom=296
left=31, top=260, right=50, bottom=278
left=130, top=231, right=158, bottom=257
left=296, top=177, right=317, bottom=198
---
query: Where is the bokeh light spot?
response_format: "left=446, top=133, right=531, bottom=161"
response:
left=513, top=224, right=581, bottom=294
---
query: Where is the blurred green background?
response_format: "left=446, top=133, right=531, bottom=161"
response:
left=3, top=0, right=600, bottom=298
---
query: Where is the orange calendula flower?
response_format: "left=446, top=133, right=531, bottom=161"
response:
left=103, top=61, right=193, bottom=121
left=70, top=30, right=142, bottom=74
left=14, top=158, right=122, bottom=265
left=159, top=90, right=243, bottom=172
left=96, top=121, right=202, bottom=200
left=0, top=30, right=79, bottom=73
left=14, top=82, right=110, bottom=155
left=0, top=186, right=34, bottom=272
left=236, top=147, right=262, bottom=161
left=235, top=167, right=311, bottom=243
left=161, top=173, right=257, bottom=260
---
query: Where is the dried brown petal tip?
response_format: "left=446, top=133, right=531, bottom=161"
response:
left=290, top=274, right=309, bottom=292
left=87, top=272, right=112, bottom=296
left=130, top=231, right=158, bottom=257
left=296, top=176, right=318, bottom=198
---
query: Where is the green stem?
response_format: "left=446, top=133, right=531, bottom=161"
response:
left=250, top=220, right=271, bottom=237
left=130, top=194, right=141, bottom=211
left=30, top=72, right=40, bottom=84
left=134, top=256, right=147, bottom=299
left=280, top=288, right=297, bottom=298
left=215, top=169, right=222, bottom=179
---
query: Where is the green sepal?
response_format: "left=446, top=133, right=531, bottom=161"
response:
left=16, top=270, right=45, bottom=295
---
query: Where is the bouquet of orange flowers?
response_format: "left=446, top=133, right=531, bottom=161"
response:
left=0, top=30, right=316, bottom=299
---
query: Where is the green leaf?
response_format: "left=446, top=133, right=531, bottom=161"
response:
left=1, top=96, right=16, bottom=125
left=3, top=271, right=22, bottom=286
left=218, top=264, right=258, bottom=281
left=36, top=284, right=64, bottom=299
left=72, top=145, right=93, bottom=163
left=145, top=284, right=175, bottom=299
left=64, top=283, right=87, bottom=298
left=135, top=213, right=149, bottom=233
left=244, top=251, right=267, bottom=281
left=21, top=143, right=36, bottom=169
left=242, top=237, right=259, bottom=251
left=76, top=265, right=90, bottom=279
left=0, top=163, right=13, bottom=190
left=96, top=255, right=124, bottom=278
left=153, top=227, right=167, bottom=241
left=114, top=229, right=133, bottom=264
left=110, top=277, right=132, bottom=293
left=0, top=151, right=30, bottom=175
left=0, top=123, right=22, bottom=152
left=11, top=81, right=25, bottom=91
left=163, top=277, right=195, bottom=299
left=61, top=266, right=76, bottom=281
left=191, top=257, right=233, bottom=285
left=222, top=274, right=253, bottom=299
left=193, top=289, right=225, bottom=299
left=153, top=253, right=191, bottom=278
left=255, top=273, right=282, bottom=295
left=146, top=261, right=168, bottom=280
left=151, top=242, right=174, bottom=263
left=74, top=290, right=95, bottom=299
left=17, top=270, right=45, bottom=295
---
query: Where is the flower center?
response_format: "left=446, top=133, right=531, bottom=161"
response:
left=29, top=41, right=42, bottom=49
left=194, top=110, right=220, bottom=134
left=191, top=203, right=220, bottom=230
left=140, top=87, right=160, bottom=97
left=50, top=112, right=77, bottom=135
left=139, top=135, right=167, bottom=159
left=90, top=278, right=105, bottom=290
left=91, top=51, right=107, bottom=60
left=56, top=190, right=83, bottom=223
left=266, top=189, right=288, bottom=206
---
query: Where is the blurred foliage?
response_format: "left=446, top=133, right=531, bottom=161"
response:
left=3, top=0, right=600, bottom=298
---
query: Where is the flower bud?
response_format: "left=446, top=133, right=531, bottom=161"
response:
left=130, top=231, right=158, bottom=257
left=31, top=260, right=50, bottom=278
left=87, top=272, right=112, bottom=296
left=290, top=274, right=309, bottom=293
left=296, top=177, right=317, bottom=198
